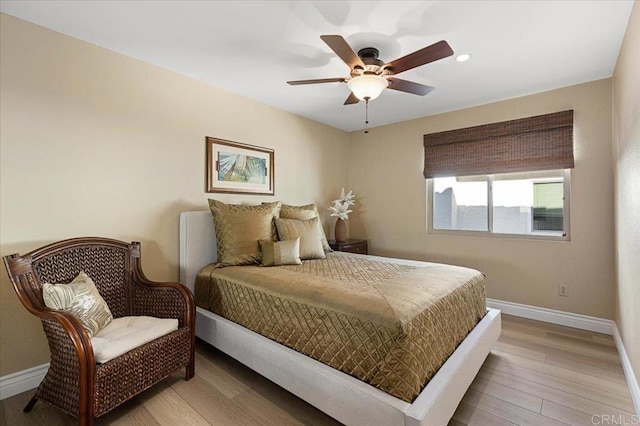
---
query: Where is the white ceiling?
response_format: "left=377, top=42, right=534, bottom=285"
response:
left=1, top=1, right=634, bottom=132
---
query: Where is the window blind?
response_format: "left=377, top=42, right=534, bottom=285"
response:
left=423, top=110, right=574, bottom=178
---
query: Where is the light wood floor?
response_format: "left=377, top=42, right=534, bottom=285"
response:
left=1, top=314, right=636, bottom=425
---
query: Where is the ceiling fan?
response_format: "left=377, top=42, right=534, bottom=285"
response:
left=287, top=35, right=454, bottom=105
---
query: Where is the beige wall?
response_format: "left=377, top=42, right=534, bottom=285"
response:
left=2, top=8, right=632, bottom=382
left=0, top=14, right=349, bottom=376
left=613, top=2, right=640, bottom=385
left=348, top=79, right=615, bottom=319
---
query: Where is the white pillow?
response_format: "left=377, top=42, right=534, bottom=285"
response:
left=42, top=271, right=113, bottom=337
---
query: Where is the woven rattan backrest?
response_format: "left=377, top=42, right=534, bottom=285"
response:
left=29, top=240, right=132, bottom=318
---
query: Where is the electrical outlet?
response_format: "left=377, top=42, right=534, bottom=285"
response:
left=558, top=284, right=569, bottom=297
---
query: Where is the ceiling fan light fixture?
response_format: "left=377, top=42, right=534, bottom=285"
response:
left=347, top=75, right=388, bottom=101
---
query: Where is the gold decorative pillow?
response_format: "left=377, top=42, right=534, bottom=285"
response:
left=259, top=237, right=302, bottom=266
left=280, top=203, right=318, bottom=220
left=42, top=271, right=113, bottom=337
left=209, top=199, right=281, bottom=267
left=279, top=203, right=331, bottom=252
left=275, top=217, right=326, bottom=260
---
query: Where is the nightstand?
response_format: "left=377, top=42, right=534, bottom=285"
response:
left=328, top=239, right=368, bottom=255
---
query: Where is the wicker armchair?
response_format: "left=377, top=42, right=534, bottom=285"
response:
left=3, top=237, right=195, bottom=426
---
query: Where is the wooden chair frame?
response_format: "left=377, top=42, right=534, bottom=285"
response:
left=3, top=237, right=196, bottom=425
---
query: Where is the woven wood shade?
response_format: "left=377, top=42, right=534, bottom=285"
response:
left=423, top=110, right=574, bottom=178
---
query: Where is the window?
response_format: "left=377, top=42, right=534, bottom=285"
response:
left=432, top=177, right=488, bottom=232
left=428, top=169, right=569, bottom=239
left=532, top=181, right=563, bottom=231
left=423, top=110, right=574, bottom=240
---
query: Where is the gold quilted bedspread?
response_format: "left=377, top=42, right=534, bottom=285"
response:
left=195, top=252, right=486, bottom=402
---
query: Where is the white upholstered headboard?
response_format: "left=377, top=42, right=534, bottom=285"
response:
left=179, top=211, right=217, bottom=294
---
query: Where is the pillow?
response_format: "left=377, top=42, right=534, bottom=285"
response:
left=278, top=203, right=332, bottom=252
left=275, top=217, right=326, bottom=260
left=42, top=271, right=113, bottom=337
left=209, top=199, right=281, bottom=266
left=280, top=203, right=319, bottom=220
left=259, top=237, right=302, bottom=266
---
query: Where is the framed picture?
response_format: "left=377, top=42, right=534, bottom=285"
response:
left=206, top=137, right=275, bottom=195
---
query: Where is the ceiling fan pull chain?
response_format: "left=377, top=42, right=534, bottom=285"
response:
left=364, top=98, right=370, bottom=134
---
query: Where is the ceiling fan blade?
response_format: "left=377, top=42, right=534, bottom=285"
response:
left=344, top=92, right=360, bottom=105
left=287, top=78, right=347, bottom=85
left=320, top=35, right=365, bottom=69
left=383, top=40, right=453, bottom=75
left=386, top=77, right=435, bottom=96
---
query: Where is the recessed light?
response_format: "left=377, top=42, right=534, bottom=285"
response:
left=456, top=54, right=471, bottom=62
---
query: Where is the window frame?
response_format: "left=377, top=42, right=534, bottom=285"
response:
left=427, top=169, right=571, bottom=241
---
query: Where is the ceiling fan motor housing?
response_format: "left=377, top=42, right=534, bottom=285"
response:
left=352, top=47, right=386, bottom=76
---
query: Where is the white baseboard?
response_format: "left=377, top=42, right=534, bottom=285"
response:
left=486, top=298, right=614, bottom=335
left=613, top=324, right=640, bottom=416
left=0, top=363, right=48, bottom=400
left=487, top=298, right=639, bottom=415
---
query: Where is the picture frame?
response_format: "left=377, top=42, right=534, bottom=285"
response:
left=206, top=137, right=275, bottom=195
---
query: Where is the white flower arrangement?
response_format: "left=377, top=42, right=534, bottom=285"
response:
left=328, top=188, right=355, bottom=220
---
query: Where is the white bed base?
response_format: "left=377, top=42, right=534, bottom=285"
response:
left=179, top=211, right=501, bottom=426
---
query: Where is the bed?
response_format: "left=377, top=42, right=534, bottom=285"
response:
left=179, top=210, right=501, bottom=426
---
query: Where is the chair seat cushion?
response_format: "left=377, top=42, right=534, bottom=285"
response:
left=91, top=316, right=179, bottom=363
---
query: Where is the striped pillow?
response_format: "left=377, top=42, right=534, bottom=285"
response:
left=259, top=237, right=302, bottom=266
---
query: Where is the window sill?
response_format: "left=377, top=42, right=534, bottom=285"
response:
left=428, top=228, right=570, bottom=242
